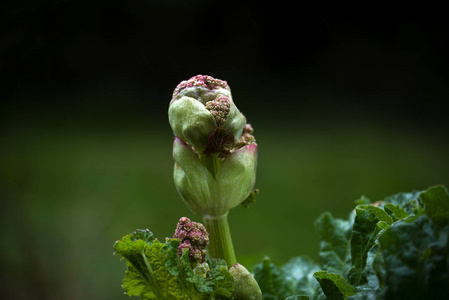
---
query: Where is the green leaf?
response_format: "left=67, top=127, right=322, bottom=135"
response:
left=114, top=230, right=234, bottom=299
left=252, top=185, right=449, bottom=300
left=254, top=257, right=322, bottom=300
left=206, top=259, right=235, bottom=298
left=348, top=205, right=392, bottom=286
left=281, top=257, right=321, bottom=298
left=315, top=212, right=352, bottom=275
left=253, top=257, right=287, bottom=299
left=419, top=185, right=449, bottom=227
left=285, top=296, right=310, bottom=300
left=383, top=204, right=409, bottom=222
left=354, top=196, right=371, bottom=206
left=122, top=262, right=156, bottom=299
left=313, top=271, right=355, bottom=300
left=374, top=215, right=449, bottom=299
left=382, top=191, right=421, bottom=215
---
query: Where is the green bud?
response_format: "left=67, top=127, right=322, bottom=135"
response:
left=173, top=137, right=216, bottom=216
left=215, top=144, right=258, bottom=210
left=229, top=263, right=262, bottom=300
left=173, top=137, right=257, bottom=217
left=170, top=75, right=258, bottom=218
left=169, top=75, right=246, bottom=154
left=169, top=96, right=216, bottom=154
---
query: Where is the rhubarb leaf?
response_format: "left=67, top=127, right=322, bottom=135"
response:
left=114, top=229, right=234, bottom=299
left=313, top=271, right=355, bottom=300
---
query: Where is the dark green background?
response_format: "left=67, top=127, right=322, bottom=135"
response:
left=1, top=1, right=448, bottom=299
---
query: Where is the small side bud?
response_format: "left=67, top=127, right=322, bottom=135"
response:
left=234, top=123, right=257, bottom=150
left=173, top=217, right=209, bottom=264
left=229, top=263, right=262, bottom=300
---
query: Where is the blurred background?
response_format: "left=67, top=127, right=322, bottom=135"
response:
left=1, top=1, right=449, bottom=299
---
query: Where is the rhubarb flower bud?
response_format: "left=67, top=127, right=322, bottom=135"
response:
left=229, top=263, right=262, bottom=300
left=173, top=217, right=209, bottom=264
left=170, top=75, right=258, bottom=217
left=169, top=75, right=246, bottom=154
left=173, top=137, right=257, bottom=217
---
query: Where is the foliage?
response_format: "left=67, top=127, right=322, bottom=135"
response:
left=253, top=185, right=449, bottom=300
left=113, top=229, right=234, bottom=299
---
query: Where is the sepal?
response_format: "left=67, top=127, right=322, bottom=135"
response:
left=173, top=137, right=216, bottom=215
left=173, top=137, right=258, bottom=217
left=168, top=96, right=216, bottom=153
left=216, top=144, right=258, bottom=210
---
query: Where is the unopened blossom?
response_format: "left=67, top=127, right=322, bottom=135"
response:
left=170, top=75, right=258, bottom=217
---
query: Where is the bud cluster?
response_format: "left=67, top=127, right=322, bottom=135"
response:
left=234, top=124, right=257, bottom=150
left=172, top=75, right=230, bottom=99
left=173, top=217, right=209, bottom=264
left=205, top=94, right=231, bottom=126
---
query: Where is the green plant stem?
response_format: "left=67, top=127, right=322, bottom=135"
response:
left=203, top=214, right=236, bottom=268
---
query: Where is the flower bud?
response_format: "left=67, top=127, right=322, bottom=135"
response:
left=169, top=75, right=246, bottom=153
left=229, top=263, right=262, bottom=300
left=173, top=217, right=209, bottom=264
left=173, top=137, right=257, bottom=217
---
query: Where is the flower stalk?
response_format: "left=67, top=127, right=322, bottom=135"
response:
left=203, top=214, right=236, bottom=267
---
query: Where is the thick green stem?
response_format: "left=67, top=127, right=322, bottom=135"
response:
left=203, top=214, right=236, bottom=268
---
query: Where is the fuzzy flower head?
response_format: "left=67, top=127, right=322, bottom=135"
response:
left=205, top=94, right=231, bottom=126
left=172, top=75, right=230, bottom=100
left=173, top=217, right=209, bottom=264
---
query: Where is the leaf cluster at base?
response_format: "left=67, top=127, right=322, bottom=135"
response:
left=113, top=229, right=234, bottom=299
left=253, top=185, right=449, bottom=300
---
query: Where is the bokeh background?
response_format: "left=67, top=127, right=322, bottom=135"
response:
left=1, top=1, right=449, bottom=299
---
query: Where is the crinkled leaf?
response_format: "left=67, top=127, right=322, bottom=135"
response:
left=313, top=271, right=355, bottom=300
left=253, top=257, right=292, bottom=299
left=419, top=185, right=449, bottom=227
left=382, top=191, right=421, bottom=215
left=315, top=212, right=353, bottom=275
left=251, top=185, right=449, bottom=300
left=354, top=196, right=371, bottom=206
left=206, top=259, right=235, bottom=298
left=122, top=262, right=156, bottom=299
left=286, top=296, right=310, bottom=300
left=374, top=214, right=449, bottom=299
left=382, top=204, right=409, bottom=222
left=254, top=257, right=322, bottom=300
left=348, top=205, right=392, bottom=286
left=114, top=231, right=233, bottom=299
left=281, top=257, right=321, bottom=298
